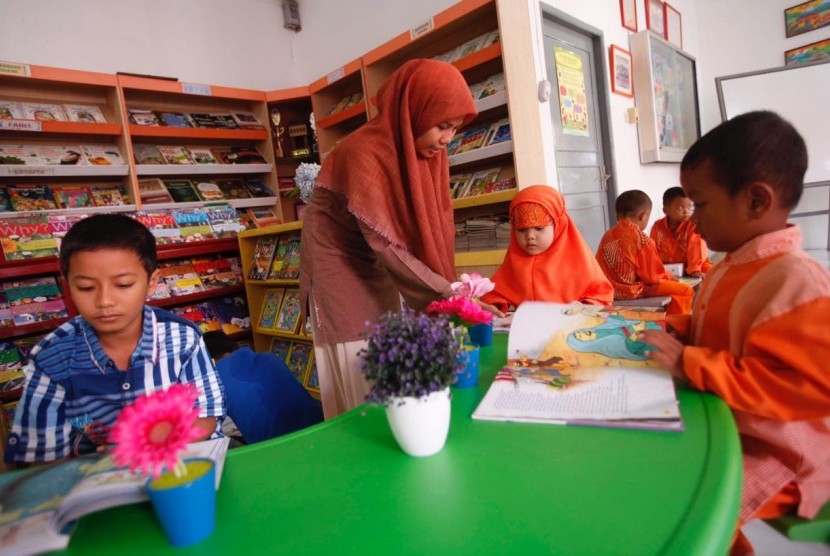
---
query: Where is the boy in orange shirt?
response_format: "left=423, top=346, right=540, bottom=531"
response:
left=641, top=111, right=830, bottom=555
left=595, top=190, right=694, bottom=314
left=650, top=186, right=713, bottom=277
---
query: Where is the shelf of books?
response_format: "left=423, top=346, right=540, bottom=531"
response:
left=266, top=88, right=319, bottom=223
left=118, top=74, right=283, bottom=221
left=309, top=59, right=367, bottom=158
left=238, top=220, right=319, bottom=398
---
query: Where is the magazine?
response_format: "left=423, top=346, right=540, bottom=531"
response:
left=39, top=145, right=86, bottom=166
left=80, top=145, right=124, bottom=166
left=20, top=102, right=66, bottom=122
left=472, top=302, right=683, bottom=431
left=0, top=437, right=229, bottom=556
left=132, top=144, right=166, bottom=165
left=62, top=104, right=107, bottom=124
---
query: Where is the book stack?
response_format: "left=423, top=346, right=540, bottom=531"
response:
left=127, top=109, right=265, bottom=130
left=447, top=118, right=511, bottom=158
left=132, top=144, right=267, bottom=166
left=431, top=30, right=500, bottom=64
left=2, top=276, right=68, bottom=327
left=453, top=216, right=510, bottom=252
left=0, top=144, right=125, bottom=166
left=0, top=100, right=108, bottom=123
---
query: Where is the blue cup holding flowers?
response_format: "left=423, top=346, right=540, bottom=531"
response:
left=468, top=322, right=493, bottom=347
left=455, top=344, right=480, bottom=388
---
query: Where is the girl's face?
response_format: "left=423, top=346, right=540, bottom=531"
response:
left=515, top=224, right=554, bottom=255
left=414, top=117, right=464, bottom=158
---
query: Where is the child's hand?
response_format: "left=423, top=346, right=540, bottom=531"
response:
left=639, top=330, right=687, bottom=379
left=690, top=271, right=703, bottom=279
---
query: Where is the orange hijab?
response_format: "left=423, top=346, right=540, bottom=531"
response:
left=482, top=185, right=614, bottom=309
left=315, top=59, right=477, bottom=281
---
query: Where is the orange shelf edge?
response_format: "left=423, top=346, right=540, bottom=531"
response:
left=316, top=101, right=367, bottom=130
left=0, top=63, right=118, bottom=87
left=118, top=74, right=265, bottom=101
left=453, top=42, right=502, bottom=73
left=128, top=125, right=268, bottom=141
left=309, top=59, right=364, bottom=94
left=266, top=86, right=311, bottom=103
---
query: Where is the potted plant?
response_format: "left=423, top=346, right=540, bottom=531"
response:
left=359, top=308, right=463, bottom=457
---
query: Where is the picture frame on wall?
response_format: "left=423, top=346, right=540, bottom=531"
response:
left=609, top=45, right=634, bottom=98
left=664, top=3, right=682, bottom=48
left=620, top=0, right=638, bottom=32
left=784, top=0, right=830, bottom=38
left=645, top=0, right=665, bottom=37
left=785, top=37, right=830, bottom=64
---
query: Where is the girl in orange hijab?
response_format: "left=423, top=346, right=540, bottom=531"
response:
left=482, top=185, right=614, bottom=312
left=300, top=59, right=480, bottom=419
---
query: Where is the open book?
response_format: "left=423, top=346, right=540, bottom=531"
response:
left=0, top=437, right=230, bottom=556
left=472, top=302, right=683, bottom=431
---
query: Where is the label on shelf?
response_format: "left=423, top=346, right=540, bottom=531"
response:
left=0, top=120, right=41, bottom=132
left=326, top=67, right=344, bottom=85
left=2, top=166, right=54, bottom=177
left=0, top=61, right=31, bottom=76
left=410, top=18, right=435, bottom=40
left=182, top=82, right=212, bottom=96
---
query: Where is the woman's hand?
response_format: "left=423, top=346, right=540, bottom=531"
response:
left=475, top=299, right=505, bottom=318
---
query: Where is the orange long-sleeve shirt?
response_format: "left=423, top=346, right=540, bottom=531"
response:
left=649, top=217, right=713, bottom=274
left=596, top=219, right=671, bottom=300
left=677, top=226, right=830, bottom=520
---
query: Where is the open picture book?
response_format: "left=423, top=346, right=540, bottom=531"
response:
left=0, top=437, right=230, bottom=556
left=472, top=302, right=683, bottom=431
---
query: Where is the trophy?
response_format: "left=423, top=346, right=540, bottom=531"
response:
left=270, top=108, right=285, bottom=158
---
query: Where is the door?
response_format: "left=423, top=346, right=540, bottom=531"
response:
left=542, top=17, right=612, bottom=251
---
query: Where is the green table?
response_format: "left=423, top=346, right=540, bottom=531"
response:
left=63, top=335, right=742, bottom=555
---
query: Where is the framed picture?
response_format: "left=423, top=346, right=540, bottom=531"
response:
left=664, top=3, right=682, bottom=48
left=609, top=45, right=634, bottom=98
left=620, top=0, right=638, bottom=31
left=784, top=0, right=830, bottom=38
left=645, top=0, right=665, bottom=37
left=785, top=37, right=830, bottom=64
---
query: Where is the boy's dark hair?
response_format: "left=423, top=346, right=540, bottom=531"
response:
left=681, top=110, right=807, bottom=209
left=203, top=330, right=237, bottom=361
left=615, top=190, right=652, bottom=218
left=59, top=214, right=157, bottom=277
left=662, top=186, right=687, bottom=207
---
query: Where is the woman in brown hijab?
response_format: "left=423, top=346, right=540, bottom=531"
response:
left=300, top=59, right=479, bottom=418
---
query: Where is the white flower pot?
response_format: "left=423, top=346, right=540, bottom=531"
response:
left=385, top=388, right=451, bottom=457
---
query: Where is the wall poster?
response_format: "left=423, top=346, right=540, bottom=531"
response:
left=554, top=47, right=589, bottom=137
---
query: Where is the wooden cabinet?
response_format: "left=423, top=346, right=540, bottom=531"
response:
left=309, top=59, right=367, bottom=158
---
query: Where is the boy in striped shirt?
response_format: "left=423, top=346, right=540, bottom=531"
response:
left=6, top=214, right=225, bottom=465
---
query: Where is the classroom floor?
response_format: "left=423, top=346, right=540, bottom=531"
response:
left=744, top=519, right=830, bottom=555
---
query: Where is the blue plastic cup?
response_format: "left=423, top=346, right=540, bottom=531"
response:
left=455, top=344, right=480, bottom=388
left=146, top=458, right=216, bottom=547
left=468, top=322, right=494, bottom=347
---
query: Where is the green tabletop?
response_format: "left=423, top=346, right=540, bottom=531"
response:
left=63, top=335, right=741, bottom=555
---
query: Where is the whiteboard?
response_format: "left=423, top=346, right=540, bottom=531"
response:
left=716, top=60, right=830, bottom=185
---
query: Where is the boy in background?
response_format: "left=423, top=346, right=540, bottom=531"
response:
left=650, top=186, right=713, bottom=278
left=640, top=111, right=830, bottom=555
left=6, top=214, right=224, bottom=465
left=595, top=190, right=694, bottom=314
left=203, top=331, right=323, bottom=444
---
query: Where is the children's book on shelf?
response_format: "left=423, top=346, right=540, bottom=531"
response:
left=192, top=181, right=225, bottom=202
left=172, top=208, right=214, bottom=241
left=3, top=276, right=62, bottom=306
left=11, top=299, right=68, bottom=325
left=247, top=206, right=281, bottom=227
left=258, top=288, right=285, bottom=329
left=0, top=100, right=25, bottom=120
left=217, top=146, right=267, bottom=165
left=192, top=255, right=242, bottom=289
left=158, top=260, right=205, bottom=296
left=137, top=178, right=174, bottom=204
left=266, top=236, right=289, bottom=279
left=242, top=179, right=274, bottom=198
left=39, top=145, right=86, bottom=166
left=132, top=144, right=166, bottom=165
left=20, top=102, right=67, bottom=121
left=460, top=167, right=501, bottom=198
left=454, top=124, right=491, bottom=155
left=248, top=236, right=278, bottom=280
left=132, top=210, right=182, bottom=244
left=472, top=302, right=683, bottom=431
left=478, top=72, right=506, bottom=100
left=269, top=337, right=291, bottom=362
left=286, top=341, right=312, bottom=383
left=0, top=216, right=58, bottom=260
left=0, top=145, right=43, bottom=166
left=204, top=204, right=245, bottom=237
left=0, top=437, right=229, bottom=556
left=155, top=111, right=192, bottom=128
left=49, top=214, right=87, bottom=250
left=90, top=187, right=126, bottom=207
left=278, top=233, right=302, bottom=279
left=0, top=341, right=25, bottom=392
left=185, top=113, right=220, bottom=128
left=209, top=295, right=250, bottom=334
left=274, top=288, right=302, bottom=334
left=52, top=187, right=93, bottom=209
left=62, top=104, right=107, bottom=124
left=485, top=118, right=511, bottom=147
left=157, top=145, right=194, bottom=165
left=173, top=302, right=222, bottom=333
left=128, top=108, right=159, bottom=126
left=7, top=185, right=57, bottom=211
left=163, top=179, right=201, bottom=203
left=208, top=113, right=238, bottom=129
left=80, top=145, right=124, bottom=166
left=449, top=173, right=472, bottom=198
left=215, top=178, right=251, bottom=200
left=230, top=111, right=265, bottom=129
left=187, top=147, right=218, bottom=165
left=306, top=354, right=319, bottom=389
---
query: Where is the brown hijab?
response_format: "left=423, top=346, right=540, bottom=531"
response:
left=315, top=59, right=478, bottom=281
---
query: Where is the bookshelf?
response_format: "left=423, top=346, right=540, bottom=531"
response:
left=309, top=59, right=367, bottom=158
left=237, top=221, right=319, bottom=399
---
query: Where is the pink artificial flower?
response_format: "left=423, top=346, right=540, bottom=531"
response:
left=451, top=272, right=495, bottom=299
left=109, top=384, right=203, bottom=479
left=427, top=296, right=493, bottom=326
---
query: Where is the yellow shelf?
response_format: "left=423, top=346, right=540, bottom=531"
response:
left=253, top=327, right=312, bottom=341
left=238, top=220, right=303, bottom=239
left=454, top=249, right=506, bottom=266
left=453, top=188, right=516, bottom=209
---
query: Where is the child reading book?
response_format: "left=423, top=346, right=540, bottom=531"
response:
left=481, top=185, right=613, bottom=311
left=5, top=214, right=224, bottom=465
left=596, top=190, right=694, bottom=315
left=649, top=186, right=713, bottom=277
left=639, top=111, right=830, bottom=555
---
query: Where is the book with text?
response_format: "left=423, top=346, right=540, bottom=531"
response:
left=63, top=104, right=107, bottom=124
left=472, top=302, right=682, bottom=431
left=0, top=438, right=229, bottom=556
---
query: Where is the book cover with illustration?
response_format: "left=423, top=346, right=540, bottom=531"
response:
left=186, top=147, right=218, bottom=165
left=274, top=288, right=301, bottom=334
left=90, top=187, right=126, bottom=207
left=155, top=112, right=192, bottom=128
left=0, top=101, right=25, bottom=120
left=20, top=102, right=67, bottom=121
left=192, top=255, right=242, bottom=289
left=214, top=178, right=251, bottom=200
left=132, top=210, right=182, bottom=244
left=269, top=338, right=291, bottom=362
left=248, top=236, right=278, bottom=280
left=3, top=276, right=62, bottom=306
left=286, top=342, right=312, bottom=383
left=39, top=145, right=86, bottom=166
left=7, top=185, right=57, bottom=211
left=277, top=233, right=302, bottom=279
left=472, top=302, right=682, bottom=431
left=157, top=145, right=194, bottom=165
left=80, top=145, right=124, bottom=166
left=204, top=205, right=245, bottom=237
left=11, top=299, right=68, bottom=326
left=137, top=178, right=174, bottom=204
left=0, top=438, right=229, bottom=556
left=306, top=353, right=319, bottom=389
left=258, top=288, right=285, bottom=329
left=0, top=145, right=43, bottom=166
left=128, top=108, right=159, bottom=126
left=158, top=260, right=205, bottom=296
left=63, top=104, right=107, bottom=124
left=0, top=341, right=24, bottom=392
left=192, top=181, right=225, bottom=202
left=49, top=214, right=87, bottom=250
left=132, top=144, right=166, bottom=165
left=172, top=208, right=215, bottom=241
left=230, top=111, right=264, bottom=129
left=242, top=179, right=274, bottom=198
left=266, top=236, right=288, bottom=280
left=52, top=187, right=93, bottom=209
left=163, top=179, right=200, bottom=203
left=209, top=295, right=250, bottom=334
left=485, top=118, right=511, bottom=146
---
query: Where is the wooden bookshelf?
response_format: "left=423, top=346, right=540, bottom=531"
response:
left=309, top=59, right=367, bottom=155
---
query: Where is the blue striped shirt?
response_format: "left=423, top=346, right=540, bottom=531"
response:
left=6, top=305, right=225, bottom=463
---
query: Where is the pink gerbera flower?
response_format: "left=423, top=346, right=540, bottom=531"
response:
left=109, top=384, right=203, bottom=479
left=427, top=296, right=493, bottom=326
